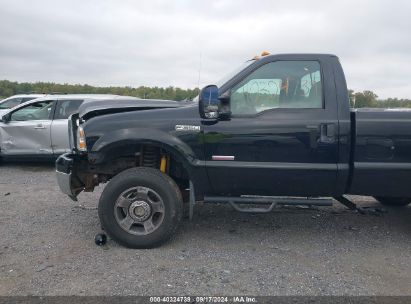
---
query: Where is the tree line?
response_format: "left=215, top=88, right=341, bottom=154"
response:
left=348, top=90, right=411, bottom=108
left=0, top=80, right=199, bottom=101
left=1, top=79, right=410, bottom=108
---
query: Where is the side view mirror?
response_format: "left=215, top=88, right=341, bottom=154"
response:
left=199, top=85, right=220, bottom=119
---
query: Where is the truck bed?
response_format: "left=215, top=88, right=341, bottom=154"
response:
left=349, top=108, right=411, bottom=197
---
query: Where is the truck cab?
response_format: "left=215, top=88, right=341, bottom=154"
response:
left=199, top=54, right=350, bottom=197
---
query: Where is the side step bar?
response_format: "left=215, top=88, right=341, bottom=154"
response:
left=203, top=196, right=333, bottom=214
left=187, top=183, right=378, bottom=220
left=187, top=182, right=334, bottom=220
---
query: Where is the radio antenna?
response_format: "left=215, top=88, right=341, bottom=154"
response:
left=197, top=52, right=202, bottom=89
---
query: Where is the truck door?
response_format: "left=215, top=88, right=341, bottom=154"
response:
left=203, top=59, right=339, bottom=197
left=0, top=100, right=54, bottom=156
left=51, top=99, right=84, bottom=155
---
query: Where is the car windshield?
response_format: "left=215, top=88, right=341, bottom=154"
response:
left=192, top=60, right=255, bottom=102
left=0, top=96, right=38, bottom=109
left=0, top=98, right=21, bottom=109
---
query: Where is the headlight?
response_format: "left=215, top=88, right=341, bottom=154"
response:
left=77, top=126, right=87, bottom=152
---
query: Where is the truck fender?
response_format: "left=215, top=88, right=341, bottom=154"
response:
left=87, top=127, right=205, bottom=189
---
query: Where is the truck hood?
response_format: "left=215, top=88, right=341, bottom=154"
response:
left=79, top=98, right=189, bottom=120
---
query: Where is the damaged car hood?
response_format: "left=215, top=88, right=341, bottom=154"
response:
left=79, top=98, right=189, bottom=120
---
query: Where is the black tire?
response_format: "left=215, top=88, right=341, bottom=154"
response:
left=98, top=167, right=183, bottom=248
left=374, top=197, right=411, bottom=207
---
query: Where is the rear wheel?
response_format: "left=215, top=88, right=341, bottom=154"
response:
left=374, top=197, right=411, bottom=207
left=98, top=167, right=183, bottom=248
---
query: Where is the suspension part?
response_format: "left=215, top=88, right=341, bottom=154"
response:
left=160, top=155, right=167, bottom=173
left=141, top=146, right=160, bottom=168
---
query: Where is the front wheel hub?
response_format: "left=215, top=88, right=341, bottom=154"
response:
left=129, top=201, right=151, bottom=222
left=114, top=186, right=165, bottom=235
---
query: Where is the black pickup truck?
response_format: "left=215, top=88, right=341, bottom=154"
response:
left=56, top=53, right=411, bottom=248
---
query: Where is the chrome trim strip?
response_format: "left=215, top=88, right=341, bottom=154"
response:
left=206, top=161, right=337, bottom=169
left=212, top=155, right=235, bottom=161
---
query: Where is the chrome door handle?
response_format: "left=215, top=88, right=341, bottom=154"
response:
left=320, top=123, right=336, bottom=143
left=34, top=124, right=45, bottom=129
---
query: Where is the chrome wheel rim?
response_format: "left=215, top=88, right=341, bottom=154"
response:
left=114, top=186, right=165, bottom=235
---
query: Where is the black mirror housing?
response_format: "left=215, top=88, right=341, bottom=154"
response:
left=0, top=113, right=10, bottom=123
left=199, top=85, right=220, bottom=119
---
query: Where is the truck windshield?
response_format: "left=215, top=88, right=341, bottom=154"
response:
left=192, top=60, right=255, bottom=102
left=215, top=59, right=255, bottom=88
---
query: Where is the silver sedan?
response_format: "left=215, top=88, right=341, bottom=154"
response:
left=0, top=94, right=136, bottom=160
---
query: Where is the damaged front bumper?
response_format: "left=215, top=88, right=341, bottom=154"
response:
left=56, top=153, right=81, bottom=201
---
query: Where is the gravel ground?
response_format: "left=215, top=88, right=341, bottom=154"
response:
left=0, top=163, right=410, bottom=296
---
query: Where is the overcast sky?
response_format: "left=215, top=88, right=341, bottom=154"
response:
left=1, top=0, right=410, bottom=98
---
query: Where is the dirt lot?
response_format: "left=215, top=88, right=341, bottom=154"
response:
left=0, top=163, right=410, bottom=296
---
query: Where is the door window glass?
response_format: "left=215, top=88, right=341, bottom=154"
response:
left=230, top=61, right=323, bottom=115
left=10, top=101, right=54, bottom=121
left=54, top=99, right=84, bottom=119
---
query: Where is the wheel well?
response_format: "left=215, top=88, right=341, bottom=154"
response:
left=81, top=143, right=190, bottom=199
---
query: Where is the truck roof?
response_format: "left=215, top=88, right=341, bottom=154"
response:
left=256, top=53, right=338, bottom=61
